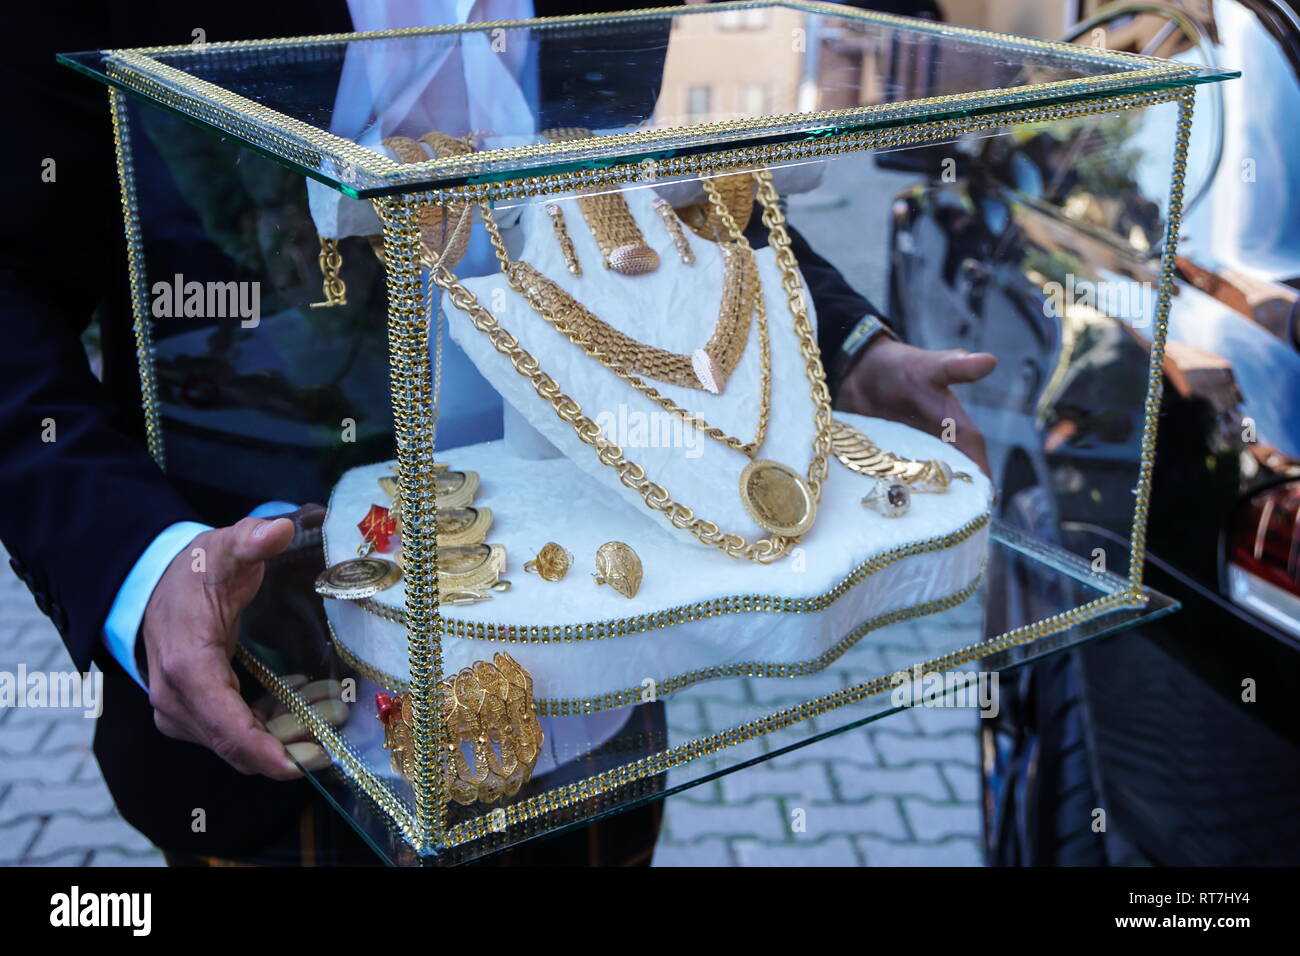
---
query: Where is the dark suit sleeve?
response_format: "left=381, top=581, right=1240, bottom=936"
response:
left=0, top=11, right=202, bottom=673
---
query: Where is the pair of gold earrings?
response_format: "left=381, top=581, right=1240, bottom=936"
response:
left=524, top=541, right=643, bottom=599
left=543, top=198, right=695, bottom=277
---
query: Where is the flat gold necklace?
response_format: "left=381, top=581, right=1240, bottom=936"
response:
left=483, top=197, right=770, bottom=457
left=526, top=155, right=757, bottom=395
left=508, top=242, right=756, bottom=396
left=425, top=169, right=832, bottom=560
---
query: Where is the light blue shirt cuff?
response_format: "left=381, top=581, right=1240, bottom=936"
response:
left=103, top=521, right=211, bottom=690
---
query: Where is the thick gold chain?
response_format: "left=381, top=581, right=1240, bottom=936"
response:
left=424, top=168, right=831, bottom=562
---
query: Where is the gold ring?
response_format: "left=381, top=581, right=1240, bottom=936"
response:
left=523, top=542, right=572, bottom=582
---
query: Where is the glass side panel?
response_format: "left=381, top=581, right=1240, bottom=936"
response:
left=59, top=1, right=1233, bottom=195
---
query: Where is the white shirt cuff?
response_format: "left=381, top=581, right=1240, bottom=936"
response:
left=103, top=521, right=210, bottom=689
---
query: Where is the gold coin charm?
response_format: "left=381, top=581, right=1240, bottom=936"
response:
left=436, top=507, right=493, bottom=547
left=738, top=459, right=817, bottom=537
left=592, top=541, right=643, bottom=599
left=315, top=557, right=402, bottom=600
left=379, top=467, right=477, bottom=510
left=524, top=542, right=573, bottom=582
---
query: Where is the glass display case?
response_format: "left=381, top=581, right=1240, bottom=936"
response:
left=60, top=1, right=1234, bottom=864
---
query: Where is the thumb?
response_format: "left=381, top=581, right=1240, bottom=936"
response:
left=214, top=516, right=296, bottom=576
left=931, top=350, right=997, bottom=387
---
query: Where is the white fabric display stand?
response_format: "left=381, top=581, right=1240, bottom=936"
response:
left=322, top=416, right=991, bottom=705
left=321, top=186, right=992, bottom=705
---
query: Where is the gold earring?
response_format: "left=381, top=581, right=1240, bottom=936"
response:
left=653, top=198, right=694, bottom=266
left=524, top=541, right=573, bottom=581
left=592, top=541, right=643, bottom=599
left=543, top=128, right=659, bottom=276
left=545, top=204, right=582, bottom=277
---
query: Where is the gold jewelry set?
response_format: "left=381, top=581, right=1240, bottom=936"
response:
left=525, top=540, right=644, bottom=599
left=313, top=131, right=974, bottom=803
left=829, top=419, right=973, bottom=517
left=314, top=463, right=513, bottom=607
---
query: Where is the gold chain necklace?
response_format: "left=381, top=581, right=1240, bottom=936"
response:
left=481, top=179, right=770, bottom=456
left=427, top=169, right=833, bottom=561
left=533, top=142, right=756, bottom=395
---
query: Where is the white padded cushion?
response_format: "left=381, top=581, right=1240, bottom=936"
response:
left=322, top=416, right=990, bottom=705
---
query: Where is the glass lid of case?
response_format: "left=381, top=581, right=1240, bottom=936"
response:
left=59, top=1, right=1233, bottom=197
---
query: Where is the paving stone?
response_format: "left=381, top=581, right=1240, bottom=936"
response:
left=780, top=727, right=878, bottom=768
left=0, top=716, right=53, bottom=756
left=898, top=798, right=981, bottom=842
left=26, top=813, right=155, bottom=862
left=909, top=705, right=984, bottom=734
left=940, top=763, right=981, bottom=804
left=856, top=835, right=983, bottom=867
left=87, top=848, right=166, bottom=867
left=871, top=728, right=978, bottom=768
left=662, top=798, right=787, bottom=843
left=651, top=837, right=733, bottom=867
left=751, top=672, right=851, bottom=706
left=0, top=748, right=90, bottom=786
left=721, top=761, right=834, bottom=804
left=733, top=835, right=861, bottom=867
left=662, top=775, right=724, bottom=806
left=0, top=779, right=116, bottom=824
left=0, top=819, right=42, bottom=864
left=798, top=798, right=909, bottom=840
left=701, top=698, right=774, bottom=734
left=833, top=762, right=950, bottom=802
left=36, top=715, right=96, bottom=755
left=665, top=698, right=709, bottom=738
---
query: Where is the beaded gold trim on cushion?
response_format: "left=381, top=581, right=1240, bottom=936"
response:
left=354, top=510, right=993, bottom=644
left=329, top=565, right=987, bottom=716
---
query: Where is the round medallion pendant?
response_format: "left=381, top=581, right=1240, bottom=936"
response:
left=315, top=557, right=402, bottom=600
left=738, top=459, right=816, bottom=537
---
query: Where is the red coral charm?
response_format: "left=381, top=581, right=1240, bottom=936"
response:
left=358, top=504, right=397, bottom=553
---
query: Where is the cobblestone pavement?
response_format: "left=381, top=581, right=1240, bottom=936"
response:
left=0, top=543, right=164, bottom=866
left=651, top=602, right=986, bottom=867
left=0, top=540, right=983, bottom=867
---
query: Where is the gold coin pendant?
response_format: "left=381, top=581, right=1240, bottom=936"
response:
left=738, top=459, right=816, bottom=537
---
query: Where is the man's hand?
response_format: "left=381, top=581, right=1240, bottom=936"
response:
left=142, top=509, right=320, bottom=780
left=836, top=337, right=997, bottom=477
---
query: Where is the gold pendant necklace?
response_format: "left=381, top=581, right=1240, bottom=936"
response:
left=423, top=168, right=831, bottom=560
left=482, top=179, right=771, bottom=457
left=481, top=171, right=818, bottom=539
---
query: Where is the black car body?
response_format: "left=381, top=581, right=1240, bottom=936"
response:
left=884, top=0, right=1300, bottom=864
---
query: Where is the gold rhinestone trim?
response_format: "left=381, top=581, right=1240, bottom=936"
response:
left=107, top=89, right=165, bottom=466
left=443, top=585, right=1149, bottom=846
left=353, top=511, right=992, bottom=642
left=330, top=567, right=986, bottom=715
